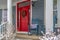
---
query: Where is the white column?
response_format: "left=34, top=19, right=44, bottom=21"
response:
left=7, top=0, right=13, bottom=38
left=57, top=0, right=60, bottom=27
left=7, top=0, right=12, bottom=24
left=44, top=0, right=53, bottom=33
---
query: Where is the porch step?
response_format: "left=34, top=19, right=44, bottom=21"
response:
left=16, top=33, right=40, bottom=40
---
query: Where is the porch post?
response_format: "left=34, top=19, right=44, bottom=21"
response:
left=7, top=0, right=13, bottom=38
left=57, top=0, right=60, bottom=27
left=44, top=0, right=53, bottom=33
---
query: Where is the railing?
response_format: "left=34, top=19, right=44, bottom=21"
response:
left=0, top=22, right=7, bottom=40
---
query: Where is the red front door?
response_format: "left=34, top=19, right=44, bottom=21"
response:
left=16, top=1, right=30, bottom=32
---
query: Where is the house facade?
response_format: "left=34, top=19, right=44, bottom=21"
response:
left=0, top=0, right=60, bottom=40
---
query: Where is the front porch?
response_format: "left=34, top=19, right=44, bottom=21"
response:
left=0, top=0, right=60, bottom=40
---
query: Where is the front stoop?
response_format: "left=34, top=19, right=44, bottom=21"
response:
left=16, top=33, right=40, bottom=40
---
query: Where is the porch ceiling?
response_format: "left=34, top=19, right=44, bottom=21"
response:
left=0, top=0, right=19, bottom=5
left=0, top=0, right=37, bottom=5
left=0, top=0, right=37, bottom=9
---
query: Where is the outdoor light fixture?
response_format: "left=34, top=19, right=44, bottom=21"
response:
left=32, top=1, right=37, bottom=7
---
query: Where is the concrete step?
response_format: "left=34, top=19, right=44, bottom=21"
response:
left=16, top=33, right=40, bottom=40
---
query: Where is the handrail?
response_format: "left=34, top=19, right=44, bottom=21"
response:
left=0, top=22, right=7, bottom=27
left=0, top=22, right=7, bottom=40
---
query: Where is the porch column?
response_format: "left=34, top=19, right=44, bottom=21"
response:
left=44, top=0, right=53, bottom=33
left=7, top=0, right=13, bottom=37
left=57, top=0, right=60, bottom=27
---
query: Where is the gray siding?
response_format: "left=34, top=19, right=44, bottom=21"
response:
left=32, top=0, right=44, bottom=24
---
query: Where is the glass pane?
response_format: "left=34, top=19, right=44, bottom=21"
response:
left=53, top=0, right=57, bottom=32
left=18, top=1, right=30, bottom=8
left=0, top=9, right=2, bottom=24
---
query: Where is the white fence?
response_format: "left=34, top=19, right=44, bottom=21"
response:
left=0, top=22, right=7, bottom=40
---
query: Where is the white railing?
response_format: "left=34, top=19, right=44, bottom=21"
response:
left=39, top=31, right=60, bottom=40
left=0, top=22, right=7, bottom=40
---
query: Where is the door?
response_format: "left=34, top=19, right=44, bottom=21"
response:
left=16, top=1, right=30, bottom=32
